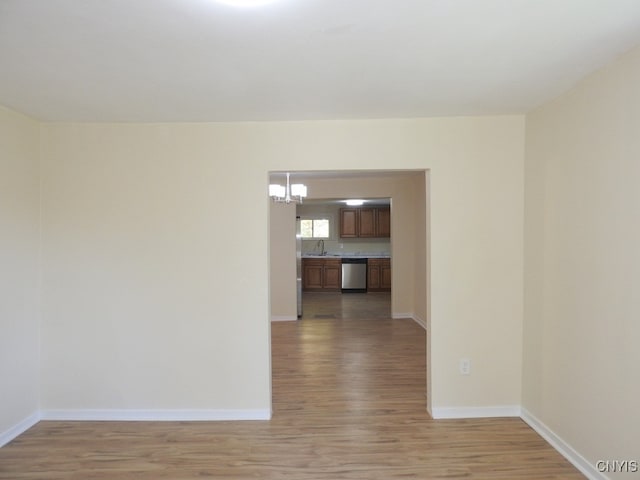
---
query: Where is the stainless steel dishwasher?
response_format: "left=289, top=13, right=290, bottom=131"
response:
left=341, top=258, right=367, bottom=293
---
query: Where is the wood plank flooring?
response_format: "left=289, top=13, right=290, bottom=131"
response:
left=301, top=291, right=392, bottom=320
left=0, top=293, right=584, bottom=479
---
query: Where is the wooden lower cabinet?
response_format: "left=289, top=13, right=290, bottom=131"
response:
left=303, top=261, right=323, bottom=290
left=303, top=257, right=390, bottom=292
left=302, top=258, right=342, bottom=291
left=367, top=258, right=391, bottom=292
left=322, top=260, right=342, bottom=290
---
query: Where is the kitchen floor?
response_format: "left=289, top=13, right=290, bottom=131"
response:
left=302, top=292, right=391, bottom=320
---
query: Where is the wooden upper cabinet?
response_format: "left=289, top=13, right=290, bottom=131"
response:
left=358, top=208, right=376, bottom=237
left=376, top=207, right=390, bottom=238
left=340, top=206, right=391, bottom=238
left=340, top=208, right=358, bottom=238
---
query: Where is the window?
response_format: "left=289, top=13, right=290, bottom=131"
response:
left=300, top=218, right=330, bottom=239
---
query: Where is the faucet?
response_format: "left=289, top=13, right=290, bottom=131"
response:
left=317, top=239, right=325, bottom=255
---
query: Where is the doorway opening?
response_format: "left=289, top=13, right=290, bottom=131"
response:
left=268, top=169, right=430, bottom=414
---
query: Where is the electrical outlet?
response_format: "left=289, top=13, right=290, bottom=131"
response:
left=459, top=358, right=471, bottom=375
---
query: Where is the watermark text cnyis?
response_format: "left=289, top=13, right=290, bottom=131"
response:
left=596, top=460, right=638, bottom=473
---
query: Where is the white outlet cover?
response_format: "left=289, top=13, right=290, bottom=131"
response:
left=459, top=358, right=471, bottom=375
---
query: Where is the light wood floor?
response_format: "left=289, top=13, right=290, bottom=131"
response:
left=0, top=293, right=583, bottom=479
left=301, top=291, right=392, bottom=320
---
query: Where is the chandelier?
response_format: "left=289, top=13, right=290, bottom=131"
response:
left=269, top=173, right=307, bottom=204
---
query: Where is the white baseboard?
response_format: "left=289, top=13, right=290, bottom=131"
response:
left=270, top=315, right=298, bottom=322
left=432, top=405, right=521, bottom=419
left=40, top=409, right=271, bottom=422
left=521, top=407, right=605, bottom=480
left=392, top=312, right=427, bottom=330
left=0, top=411, right=41, bottom=448
left=411, top=314, right=426, bottom=329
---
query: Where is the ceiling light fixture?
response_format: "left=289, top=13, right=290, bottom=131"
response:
left=214, top=0, right=279, bottom=7
left=269, top=173, right=307, bottom=204
left=345, top=199, right=365, bottom=206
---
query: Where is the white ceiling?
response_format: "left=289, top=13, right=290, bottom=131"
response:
left=2, top=0, right=640, bottom=122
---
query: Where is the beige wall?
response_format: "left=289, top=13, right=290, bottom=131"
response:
left=524, top=45, right=640, bottom=468
left=37, top=116, right=524, bottom=414
left=0, top=106, right=41, bottom=439
left=39, top=123, right=273, bottom=413
left=269, top=201, right=297, bottom=321
left=414, top=172, right=429, bottom=328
